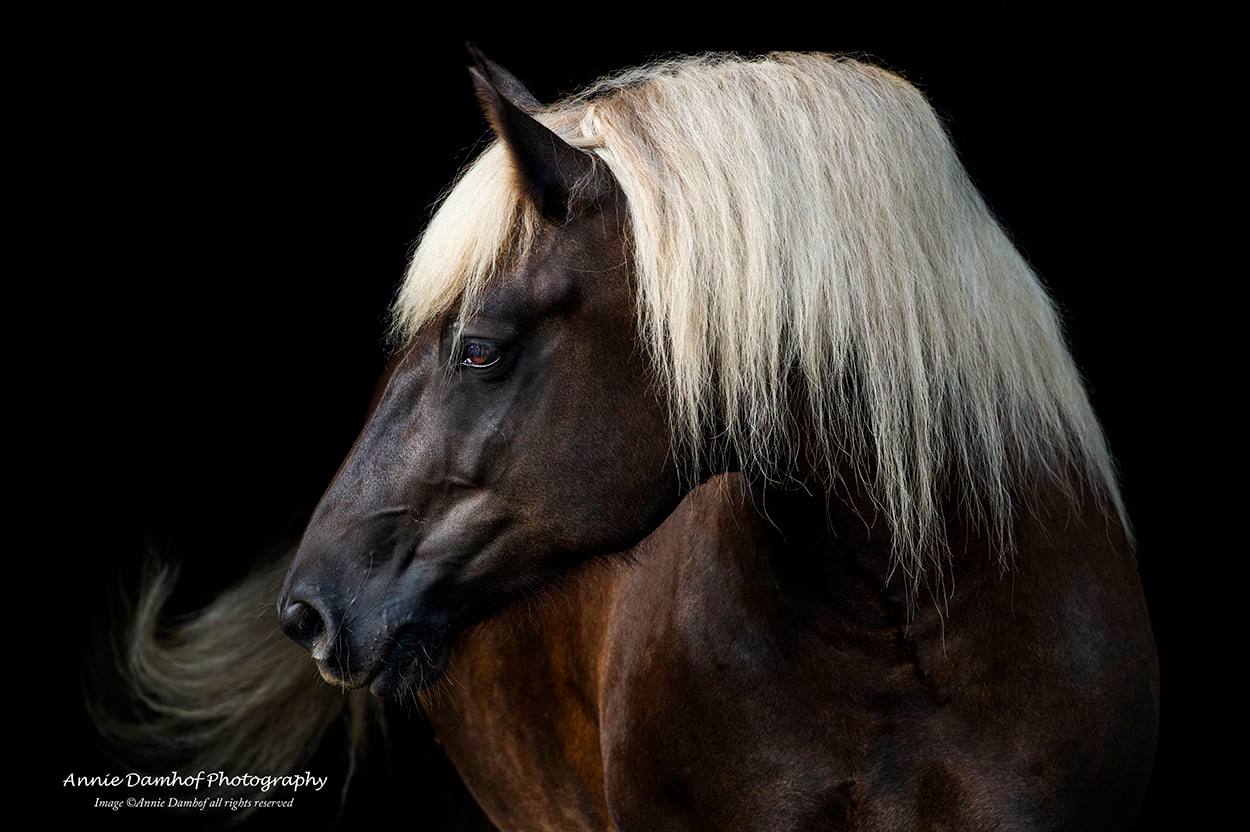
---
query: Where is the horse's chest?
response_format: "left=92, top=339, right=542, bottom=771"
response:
left=594, top=558, right=872, bottom=830
left=428, top=534, right=885, bottom=831
left=425, top=582, right=616, bottom=831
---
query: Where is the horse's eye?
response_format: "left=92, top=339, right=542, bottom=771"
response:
left=460, top=341, right=501, bottom=368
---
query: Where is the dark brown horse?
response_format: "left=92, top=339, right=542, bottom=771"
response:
left=114, top=48, right=1158, bottom=830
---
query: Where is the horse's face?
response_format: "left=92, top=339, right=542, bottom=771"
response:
left=279, top=52, right=684, bottom=696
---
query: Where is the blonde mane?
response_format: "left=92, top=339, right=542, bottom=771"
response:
left=391, top=52, right=1125, bottom=598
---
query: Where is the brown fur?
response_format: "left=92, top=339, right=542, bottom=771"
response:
left=428, top=473, right=1156, bottom=831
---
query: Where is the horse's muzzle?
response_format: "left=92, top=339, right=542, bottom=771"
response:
left=278, top=563, right=451, bottom=696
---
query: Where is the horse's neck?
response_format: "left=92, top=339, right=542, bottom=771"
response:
left=727, top=477, right=910, bottom=646
left=426, top=469, right=1149, bottom=829
left=731, top=468, right=1127, bottom=650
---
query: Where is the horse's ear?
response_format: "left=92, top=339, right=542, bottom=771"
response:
left=465, top=42, right=542, bottom=112
left=467, top=46, right=604, bottom=222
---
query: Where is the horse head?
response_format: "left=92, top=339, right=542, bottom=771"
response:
left=278, top=48, right=681, bottom=696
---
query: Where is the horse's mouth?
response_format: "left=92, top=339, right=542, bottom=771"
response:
left=314, top=660, right=366, bottom=690
left=365, top=660, right=408, bottom=698
left=311, top=622, right=448, bottom=698
left=368, top=631, right=449, bottom=698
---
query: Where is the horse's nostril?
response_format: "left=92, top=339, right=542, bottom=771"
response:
left=279, top=598, right=327, bottom=652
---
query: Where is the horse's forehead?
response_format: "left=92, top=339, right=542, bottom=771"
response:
left=482, top=211, right=628, bottom=318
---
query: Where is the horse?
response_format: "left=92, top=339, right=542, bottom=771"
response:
left=107, top=48, right=1158, bottom=830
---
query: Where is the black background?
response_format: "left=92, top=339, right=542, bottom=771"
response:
left=22, top=6, right=1201, bottom=830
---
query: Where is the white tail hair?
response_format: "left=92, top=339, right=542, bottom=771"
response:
left=393, top=51, right=1126, bottom=600
left=92, top=555, right=380, bottom=807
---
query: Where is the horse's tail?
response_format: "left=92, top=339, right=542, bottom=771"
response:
left=91, top=552, right=381, bottom=796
